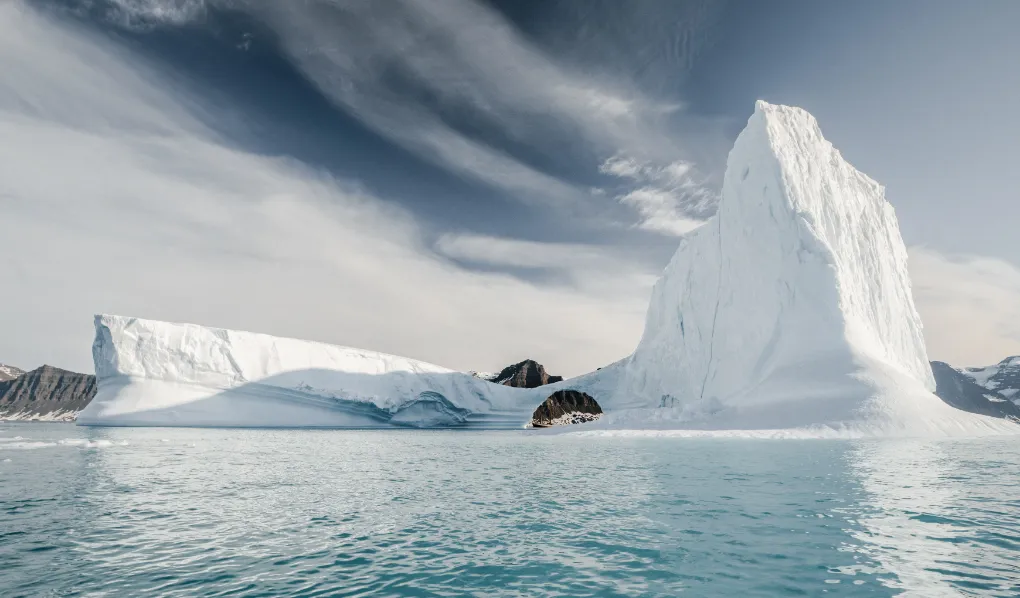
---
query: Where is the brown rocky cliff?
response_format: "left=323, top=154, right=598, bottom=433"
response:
left=489, top=359, right=563, bottom=388
left=531, top=390, right=602, bottom=427
left=0, top=365, right=96, bottom=420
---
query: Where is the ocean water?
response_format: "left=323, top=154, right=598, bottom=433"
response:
left=1, top=424, right=1018, bottom=597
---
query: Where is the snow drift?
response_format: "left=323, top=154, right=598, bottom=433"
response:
left=79, top=101, right=1018, bottom=436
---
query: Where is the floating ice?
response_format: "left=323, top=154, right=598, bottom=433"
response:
left=0, top=441, right=57, bottom=450
left=78, top=314, right=538, bottom=428
left=57, top=438, right=128, bottom=448
left=78, top=102, right=1019, bottom=437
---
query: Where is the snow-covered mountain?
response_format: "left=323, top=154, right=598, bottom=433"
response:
left=931, top=361, right=1020, bottom=419
left=78, top=101, right=1019, bottom=436
left=0, top=365, right=96, bottom=421
left=958, top=357, right=1020, bottom=405
left=0, top=363, right=24, bottom=382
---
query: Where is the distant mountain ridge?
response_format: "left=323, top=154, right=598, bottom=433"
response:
left=961, top=357, right=1020, bottom=404
left=0, top=363, right=24, bottom=382
left=0, top=365, right=96, bottom=422
left=931, top=361, right=1020, bottom=419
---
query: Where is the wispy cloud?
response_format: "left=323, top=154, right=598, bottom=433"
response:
left=909, top=247, right=1020, bottom=366
left=101, top=0, right=208, bottom=28
left=85, top=0, right=721, bottom=222
left=254, top=0, right=686, bottom=209
left=0, top=2, right=645, bottom=376
left=435, top=233, right=658, bottom=301
left=599, top=155, right=715, bottom=236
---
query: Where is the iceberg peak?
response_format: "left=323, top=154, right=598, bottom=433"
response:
left=608, top=100, right=1002, bottom=435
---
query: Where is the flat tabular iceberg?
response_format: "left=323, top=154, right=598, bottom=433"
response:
left=79, top=102, right=1019, bottom=437
left=79, top=315, right=542, bottom=428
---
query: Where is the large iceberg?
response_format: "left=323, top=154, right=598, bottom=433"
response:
left=78, top=315, right=541, bottom=428
left=79, top=102, right=1018, bottom=436
left=583, top=101, right=1015, bottom=436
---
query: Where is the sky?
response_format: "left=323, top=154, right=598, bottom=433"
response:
left=2, top=0, right=1019, bottom=376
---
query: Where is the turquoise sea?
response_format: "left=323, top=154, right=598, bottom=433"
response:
left=1, top=423, right=1018, bottom=596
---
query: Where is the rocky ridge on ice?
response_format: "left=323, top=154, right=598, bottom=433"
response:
left=78, top=101, right=1019, bottom=436
left=530, top=390, right=603, bottom=428
left=485, top=360, right=563, bottom=388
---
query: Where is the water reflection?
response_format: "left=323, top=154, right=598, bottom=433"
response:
left=846, top=439, right=1020, bottom=596
left=4, top=424, right=1018, bottom=596
left=67, top=429, right=674, bottom=596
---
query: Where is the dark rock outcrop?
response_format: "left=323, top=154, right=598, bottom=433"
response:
left=0, top=365, right=96, bottom=421
left=931, top=361, right=1020, bottom=419
left=487, top=359, right=562, bottom=388
left=531, top=390, right=602, bottom=427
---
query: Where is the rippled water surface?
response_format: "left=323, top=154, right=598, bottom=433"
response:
left=1, top=424, right=1019, bottom=597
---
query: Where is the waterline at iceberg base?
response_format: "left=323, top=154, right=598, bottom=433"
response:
left=78, top=102, right=1020, bottom=437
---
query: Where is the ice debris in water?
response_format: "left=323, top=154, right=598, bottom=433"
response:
left=57, top=439, right=128, bottom=448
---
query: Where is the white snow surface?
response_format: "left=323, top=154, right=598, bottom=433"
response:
left=79, top=102, right=1018, bottom=437
left=962, top=366, right=1000, bottom=388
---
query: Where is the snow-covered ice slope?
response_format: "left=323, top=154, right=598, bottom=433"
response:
left=597, top=101, right=1015, bottom=436
left=78, top=315, right=540, bottom=428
